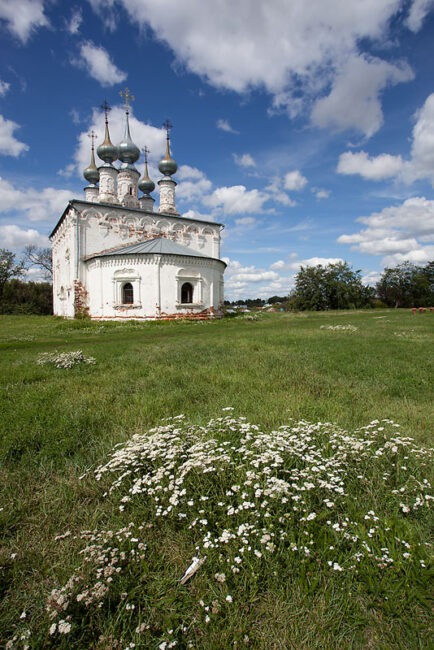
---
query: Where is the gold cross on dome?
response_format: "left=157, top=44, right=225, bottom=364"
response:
left=163, top=119, right=173, bottom=137
left=120, top=87, right=135, bottom=111
left=88, top=130, right=97, bottom=150
left=142, top=146, right=150, bottom=163
left=100, top=100, right=111, bottom=117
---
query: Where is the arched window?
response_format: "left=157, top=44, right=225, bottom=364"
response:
left=181, top=282, right=193, bottom=304
left=122, top=282, right=134, bottom=304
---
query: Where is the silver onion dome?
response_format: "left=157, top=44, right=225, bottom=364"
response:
left=139, top=149, right=155, bottom=194
left=84, top=132, right=100, bottom=184
left=158, top=134, right=177, bottom=176
left=97, top=119, right=118, bottom=165
left=118, top=110, right=140, bottom=166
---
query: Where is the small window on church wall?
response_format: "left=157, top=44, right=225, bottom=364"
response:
left=122, top=282, right=134, bottom=304
left=129, top=187, right=133, bottom=195
left=181, top=282, right=193, bottom=304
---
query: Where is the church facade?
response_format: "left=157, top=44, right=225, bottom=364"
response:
left=50, top=97, right=226, bottom=320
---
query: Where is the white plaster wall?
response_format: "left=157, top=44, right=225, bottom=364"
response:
left=52, top=209, right=77, bottom=317
left=85, top=254, right=225, bottom=319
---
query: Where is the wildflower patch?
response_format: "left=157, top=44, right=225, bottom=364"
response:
left=320, top=324, right=358, bottom=331
left=36, top=350, right=96, bottom=369
left=15, top=413, right=430, bottom=649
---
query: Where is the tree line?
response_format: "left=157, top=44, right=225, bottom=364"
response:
left=0, top=247, right=53, bottom=314
left=228, top=261, right=434, bottom=312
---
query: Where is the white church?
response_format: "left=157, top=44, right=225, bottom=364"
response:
left=50, top=93, right=226, bottom=320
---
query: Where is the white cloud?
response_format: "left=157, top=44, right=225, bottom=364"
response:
left=284, top=170, right=308, bottom=191
left=0, top=177, right=72, bottom=222
left=287, top=256, right=344, bottom=271
left=112, top=0, right=416, bottom=135
left=233, top=153, right=256, bottom=168
left=0, top=115, right=29, bottom=156
left=405, top=0, right=434, bottom=31
left=311, top=55, right=414, bottom=137
left=0, top=80, right=10, bottom=96
left=313, top=188, right=330, bottom=199
left=234, top=216, right=257, bottom=227
left=74, top=41, right=127, bottom=86
left=0, top=0, right=48, bottom=42
left=337, top=93, right=434, bottom=185
left=67, top=8, right=82, bottom=35
left=223, top=258, right=292, bottom=299
left=88, top=0, right=119, bottom=31
left=337, top=151, right=404, bottom=180
left=338, top=196, right=434, bottom=266
left=176, top=165, right=212, bottom=202
left=203, top=185, right=269, bottom=214
left=0, top=223, right=48, bottom=249
left=217, top=119, right=238, bottom=134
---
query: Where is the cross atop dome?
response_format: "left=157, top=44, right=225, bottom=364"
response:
left=120, top=87, right=134, bottom=113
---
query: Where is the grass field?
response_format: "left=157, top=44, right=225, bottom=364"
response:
left=0, top=310, right=433, bottom=649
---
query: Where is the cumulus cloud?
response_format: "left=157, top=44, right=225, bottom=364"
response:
left=97, top=0, right=427, bottom=135
left=176, top=165, right=212, bottom=202
left=286, top=256, right=344, bottom=271
left=67, top=8, right=82, bottom=35
left=284, top=170, right=308, bottom=191
left=223, top=258, right=293, bottom=299
left=313, top=188, right=330, bottom=199
left=234, top=216, right=257, bottom=227
left=0, top=0, right=48, bottom=42
left=216, top=119, right=238, bottom=134
left=0, top=223, right=48, bottom=249
left=311, top=55, right=414, bottom=137
left=337, top=151, right=404, bottom=180
left=0, top=115, right=29, bottom=156
left=0, top=80, right=10, bottom=96
left=233, top=153, right=256, bottom=168
left=74, top=41, right=127, bottom=86
left=88, top=0, right=119, bottom=31
left=338, top=196, right=434, bottom=266
left=0, top=177, right=72, bottom=222
left=203, top=185, right=269, bottom=214
left=405, top=0, right=434, bottom=31
left=337, top=93, right=434, bottom=185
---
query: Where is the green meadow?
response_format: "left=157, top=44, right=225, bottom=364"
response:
left=1, top=310, right=433, bottom=649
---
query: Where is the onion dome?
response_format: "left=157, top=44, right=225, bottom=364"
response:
left=139, top=147, right=155, bottom=194
left=118, top=109, right=140, bottom=166
left=84, top=131, right=100, bottom=184
left=97, top=118, right=118, bottom=165
left=158, top=120, right=177, bottom=176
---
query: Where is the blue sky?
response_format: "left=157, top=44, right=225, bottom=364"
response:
left=1, top=0, right=434, bottom=300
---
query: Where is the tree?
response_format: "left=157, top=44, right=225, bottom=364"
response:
left=376, top=261, right=434, bottom=307
left=292, top=261, right=373, bottom=311
left=23, top=245, right=53, bottom=280
left=0, top=249, right=25, bottom=301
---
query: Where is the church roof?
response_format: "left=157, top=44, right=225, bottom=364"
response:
left=85, top=236, right=226, bottom=265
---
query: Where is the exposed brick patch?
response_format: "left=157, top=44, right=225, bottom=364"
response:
left=74, top=280, right=89, bottom=319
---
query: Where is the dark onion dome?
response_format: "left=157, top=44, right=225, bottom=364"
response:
left=158, top=135, right=177, bottom=176
left=97, top=119, right=118, bottom=165
left=118, top=111, right=140, bottom=165
left=138, top=158, right=155, bottom=194
left=83, top=145, right=100, bottom=185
